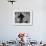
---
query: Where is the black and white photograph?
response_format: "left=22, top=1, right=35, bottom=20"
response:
left=14, top=11, right=32, bottom=26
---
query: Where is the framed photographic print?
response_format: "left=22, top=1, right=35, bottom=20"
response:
left=13, top=9, right=33, bottom=26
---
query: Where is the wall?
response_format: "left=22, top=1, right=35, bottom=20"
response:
left=0, top=0, right=46, bottom=41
